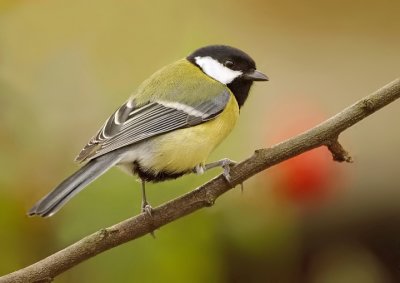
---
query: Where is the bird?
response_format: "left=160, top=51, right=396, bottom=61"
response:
left=28, top=45, right=268, bottom=217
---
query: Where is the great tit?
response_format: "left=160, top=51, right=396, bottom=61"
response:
left=28, top=45, right=268, bottom=217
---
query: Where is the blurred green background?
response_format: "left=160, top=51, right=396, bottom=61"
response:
left=1, top=0, right=400, bottom=282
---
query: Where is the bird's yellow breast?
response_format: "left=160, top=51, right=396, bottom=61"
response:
left=142, top=94, right=239, bottom=174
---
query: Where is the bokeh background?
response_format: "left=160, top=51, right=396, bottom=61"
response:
left=1, top=0, right=400, bottom=282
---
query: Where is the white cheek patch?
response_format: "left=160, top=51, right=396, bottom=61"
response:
left=195, top=56, right=242, bottom=84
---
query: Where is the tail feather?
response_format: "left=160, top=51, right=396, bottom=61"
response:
left=28, top=153, right=122, bottom=217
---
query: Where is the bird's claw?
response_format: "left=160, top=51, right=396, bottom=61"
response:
left=202, top=158, right=238, bottom=187
left=141, top=202, right=156, bottom=238
left=142, top=202, right=153, bottom=217
left=221, top=158, right=237, bottom=185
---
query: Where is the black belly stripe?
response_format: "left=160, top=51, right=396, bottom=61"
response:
left=132, top=161, right=190, bottom=182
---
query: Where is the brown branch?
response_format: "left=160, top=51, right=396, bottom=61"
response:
left=1, top=78, right=400, bottom=283
left=326, top=139, right=353, bottom=162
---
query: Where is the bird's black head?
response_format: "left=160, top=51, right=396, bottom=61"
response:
left=187, top=45, right=268, bottom=108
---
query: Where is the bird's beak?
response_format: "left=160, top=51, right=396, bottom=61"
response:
left=243, top=70, right=269, bottom=81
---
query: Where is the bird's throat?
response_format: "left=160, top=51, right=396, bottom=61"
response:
left=227, top=80, right=253, bottom=108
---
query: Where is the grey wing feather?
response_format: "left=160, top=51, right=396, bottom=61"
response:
left=75, top=90, right=230, bottom=162
left=75, top=100, right=137, bottom=161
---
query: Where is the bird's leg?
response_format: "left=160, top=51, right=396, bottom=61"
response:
left=203, top=158, right=237, bottom=183
left=194, top=159, right=243, bottom=190
left=140, top=179, right=152, bottom=217
left=140, top=179, right=156, bottom=238
left=193, top=164, right=205, bottom=175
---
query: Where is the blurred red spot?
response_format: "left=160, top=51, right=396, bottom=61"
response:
left=275, top=147, right=335, bottom=204
left=264, top=98, right=344, bottom=208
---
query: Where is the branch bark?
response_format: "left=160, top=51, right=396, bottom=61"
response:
left=1, top=78, right=400, bottom=283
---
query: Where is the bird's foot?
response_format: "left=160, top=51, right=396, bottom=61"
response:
left=203, top=158, right=237, bottom=184
left=141, top=201, right=153, bottom=217
left=220, top=158, right=237, bottom=184
left=139, top=179, right=155, bottom=238
left=141, top=201, right=156, bottom=238
left=220, top=159, right=244, bottom=192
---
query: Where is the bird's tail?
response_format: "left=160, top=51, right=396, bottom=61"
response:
left=28, top=153, right=122, bottom=217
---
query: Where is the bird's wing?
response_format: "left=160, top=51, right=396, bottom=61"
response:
left=75, top=89, right=231, bottom=162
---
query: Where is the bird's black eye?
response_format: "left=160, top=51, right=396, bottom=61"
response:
left=224, top=60, right=234, bottom=68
